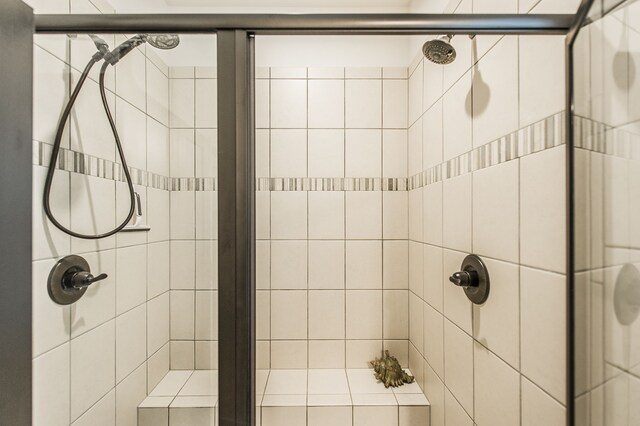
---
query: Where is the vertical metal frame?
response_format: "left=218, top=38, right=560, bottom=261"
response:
left=217, top=30, right=256, bottom=426
left=565, top=0, right=596, bottom=424
left=0, top=0, right=33, bottom=425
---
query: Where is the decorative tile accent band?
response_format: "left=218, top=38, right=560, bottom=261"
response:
left=255, top=177, right=408, bottom=192
left=409, top=111, right=566, bottom=190
left=574, top=115, right=640, bottom=161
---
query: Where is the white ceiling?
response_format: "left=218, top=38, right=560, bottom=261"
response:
left=165, top=0, right=411, bottom=7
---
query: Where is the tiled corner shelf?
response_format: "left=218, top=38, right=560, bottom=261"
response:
left=138, top=369, right=430, bottom=426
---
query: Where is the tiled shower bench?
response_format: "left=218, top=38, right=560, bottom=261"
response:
left=138, top=369, right=430, bottom=426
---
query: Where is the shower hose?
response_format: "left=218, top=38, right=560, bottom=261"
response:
left=43, top=55, right=136, bottom=240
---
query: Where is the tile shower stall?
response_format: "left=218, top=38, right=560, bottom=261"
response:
left=28, top=0, right=577, bottom=426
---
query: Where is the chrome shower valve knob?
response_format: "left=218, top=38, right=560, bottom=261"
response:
left=448, top=254, right=490, bottom=305
left=48, top=255, right=108, bottom=305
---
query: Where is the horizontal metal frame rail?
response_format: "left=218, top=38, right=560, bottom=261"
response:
left=34, top=13, right=574, bottom=35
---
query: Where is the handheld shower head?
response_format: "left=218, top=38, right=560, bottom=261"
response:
left=422, top=35, right=456, bottom=65
left=144, top=34, right=181, bottom=50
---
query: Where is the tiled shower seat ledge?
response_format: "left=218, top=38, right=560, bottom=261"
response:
left=138, top=369, right=430, bottom=426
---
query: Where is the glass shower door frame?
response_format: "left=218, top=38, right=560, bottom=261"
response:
left=1, top=10, right=578, bottom=426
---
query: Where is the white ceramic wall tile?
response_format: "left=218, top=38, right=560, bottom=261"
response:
left=308, top=240, right=345, bottom=289
left=271, top=79, right=307, bottom=128
left=32, top=259, right=71, bottom=357
left=424, top=364, right=444, bottom=426
left=70, top=321, right=116, bottom=421
left=271, top=192, right=307, bottom=239
left=308, top=129, right=345, bottom=177
left=147, top=119, right=170, bottom=177
left=146, top=63, right=169, bottom=127
left=170, top=291, right=195, bottom=340
left=309, top=340, right=346, bottom=368
left=409, top=242, right=424, bottom=299
left=148, top=241, right=170, bottom=298
left=443, top=249, right=472, bottom=334
left=520, top=146, right=566, bottom=273
left=423, top=245, right=443, bottom=312
left=346, top=290, right=382, bottom=339
left=346, top=340, right=383, bottom=368
left=472, top=37, right=519, bottom=148
left=474, top=343, right=520, bottom=426
left=308, top=192, right=344, bottom=239
left=271, top=291, right=307, bottom=340
left=346, top=192, right=382, bottom=240
left=345, top=130, right=382, bottom=177
left=115, top=304, right=147, bottom=383
left=346, top=67, right=382, bottom=79
left=195, top=240, right=218, bottom=290
left=271, top=340, right=308, bottom=368
left=422, top=100, right=443, bottom=170
left=195, top=78, right=217, bottom=128
left=423, top=57, right=444, bottom=113
left=262, top=406, right=306, bottom=426
left=170, top=129, right=195, bottom=177
left=472, top=258, right=520, bottom=368
left=423, top=302, right=444, bottom=379
left=346, top=80, right=382, bottom=128
left=442, top=174, right=471, bottom=252
left=256, top=129, right=270, bottom=177
left=353, top=405, right=398, bottom=426
left=256, top=79, right=270, bottom=129
left=195, top=129, right=217, bottom=178
left=271, top=67, right=307, bottom=79
left=443, top=388, right=472, bottom=426
left=519, top=35, right=565, bottom=127
left=271, top=129, right=307, bottom=177
left=521, top=267, right=566, bottom=403
left=423, top=183, right=443, bottom=246
left=170, top=341, right=195, bottom=370
left=195, top=192, right=218, bottom=240
left=383, top=290, right=409, bottom=340
left=256, top=192, right=271, bottom=240
left=408, top=61, right=423, bottom=126
left=195, top=291, right=217, bottom=340
left=148, top=293, right=170, bottom=356
left=308, top=406, right=352, bottom=426
left=71, top=250, right=116, bottom=338
left=114, top=43, right=146, bottom=112
left=32, top=166, right=71, bottom=261
left=383, top=240, right=409, bottom=290
left=170, top=79, right=195, bottom=128
left=521, top=377, right=566, bottom=426
left=71, top=391, right=115, bottom=426
left=115, top=99, right=147, bottom=171
left=409, top=189, right=423, bottom=242
left=309, top=67, right=345, bottom=79
left=308, top=79, right=345, bottom=128
left=33, top=46, right=69, bottom=146
left=383, top=79, right=408, bottom=129
left=33, top=343, right=70, bottom=426
left=115, top=244, right=147, bottom=315
left=408, top=120, right=423, bottom=177
left=443, top=320, right=473, bottom=414
left=69, top=174, right=116, bottom=253
left=346, top=241, right=383, bottom=290
left=442, top=71, right=472, bottom=161
left=170, top=191, right=195, bottom=240
left=171, top=241, right=195, bottom=288
left=115, top=363, right=147, bottom=426
left=383, top=130, right=408, bottom=178
left=271, top=240, right=307, bottom=290
left=147, top=188, right=170, bottom=243
left=472, top=159, right=519, bottom=263
left=309, top=290, right=346, bottom=339
left=409, top=293, right=424, bottom=354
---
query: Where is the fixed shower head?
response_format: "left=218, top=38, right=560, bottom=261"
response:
left=144, top=34, right=181, bottom=50
left=422, top=35, right=456, bottom=65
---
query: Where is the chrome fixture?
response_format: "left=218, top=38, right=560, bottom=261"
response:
left=43, top=34, right=179, bottom=239
left=449, top=254, right=490, bottom=304
left=423, top=34, right=456, bottom=64
left=48, top=255, right=108, bottom=305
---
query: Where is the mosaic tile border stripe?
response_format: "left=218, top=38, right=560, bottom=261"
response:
left=255, top=177, right=408, bottom=192
left=574, top=115, right=640, bottom=161
left=408, top=111, right=566, bottom=190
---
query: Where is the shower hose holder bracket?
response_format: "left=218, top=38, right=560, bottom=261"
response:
left=48, top=255, right=108, bottom=305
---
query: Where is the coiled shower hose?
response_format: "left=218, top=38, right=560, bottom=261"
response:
left=43, top=55, right=136, bottom=239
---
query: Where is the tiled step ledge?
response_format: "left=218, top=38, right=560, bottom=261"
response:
left=138, top=369, right=430, bottom=426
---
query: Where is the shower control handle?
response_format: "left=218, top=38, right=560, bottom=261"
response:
left=63, top=271, right=108, bottom=290
left=449, top=271, right=478, bottom=288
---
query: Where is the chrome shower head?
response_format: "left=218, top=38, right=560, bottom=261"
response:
left=144, top=34, right=181, bottom=50
left=422, top=35, right=456, bottom=65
